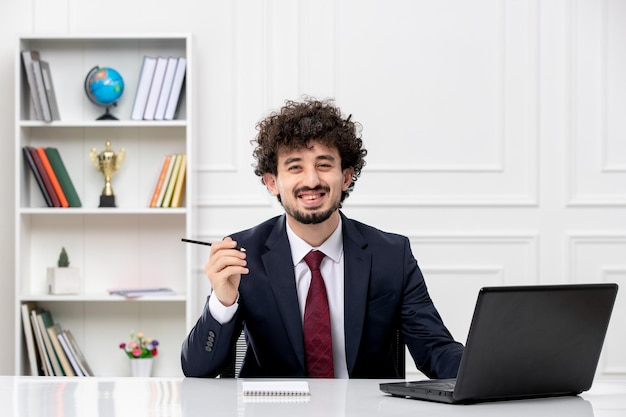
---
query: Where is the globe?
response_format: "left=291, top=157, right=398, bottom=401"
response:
left=84, top=66, right=124, bottom=120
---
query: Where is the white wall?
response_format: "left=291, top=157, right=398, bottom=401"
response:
left=1, top=0, right=624, bottom=378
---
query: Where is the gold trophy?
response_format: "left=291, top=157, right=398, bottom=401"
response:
left=90, top=140, right=126, bottom=207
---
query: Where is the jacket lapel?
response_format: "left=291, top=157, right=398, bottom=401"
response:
left=341, top=213, right=371, bottom=375
left=262, top=215, right=307, bottom=370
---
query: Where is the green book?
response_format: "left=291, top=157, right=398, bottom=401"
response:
left=44, top=147, right=82, bottom=207
left=36, top=310, right=65, bottom=376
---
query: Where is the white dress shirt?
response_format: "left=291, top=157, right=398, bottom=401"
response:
left=208, top=217, right=348, bottom=378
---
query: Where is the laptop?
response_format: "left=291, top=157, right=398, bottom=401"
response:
left=380, top=283, right=618, bottom=404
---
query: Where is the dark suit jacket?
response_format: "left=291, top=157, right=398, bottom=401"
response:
left=181, top=212, right=464, bottom=378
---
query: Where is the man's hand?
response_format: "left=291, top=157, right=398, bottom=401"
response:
left=204, top=237, right=249, bottom=306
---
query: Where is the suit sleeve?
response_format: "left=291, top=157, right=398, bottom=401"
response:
left=181, top=295, right=241, bottom=377
left=400, top=239, right=464, bottom=379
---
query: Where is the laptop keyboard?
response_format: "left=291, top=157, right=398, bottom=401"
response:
left=409, top=379, right=456, bottom=391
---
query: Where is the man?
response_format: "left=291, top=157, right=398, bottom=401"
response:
left=181, top=97, right=463, bottom=378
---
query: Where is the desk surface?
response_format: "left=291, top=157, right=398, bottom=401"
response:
left=1, top=376, right=625, bottom=417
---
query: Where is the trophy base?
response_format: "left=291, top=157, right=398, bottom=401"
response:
left=99, top=195, right=116, bottom=207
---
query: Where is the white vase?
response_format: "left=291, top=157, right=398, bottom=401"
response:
left=129, top=358, right=153, bottom=377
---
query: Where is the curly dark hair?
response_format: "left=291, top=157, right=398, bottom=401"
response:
left=252, top=97, right=367, bottom=203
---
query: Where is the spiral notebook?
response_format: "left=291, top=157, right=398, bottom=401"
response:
left=241, top=381, right=310, bottom=397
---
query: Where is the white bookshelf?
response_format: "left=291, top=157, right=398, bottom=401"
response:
left=14, top=34, right=193, bottom=377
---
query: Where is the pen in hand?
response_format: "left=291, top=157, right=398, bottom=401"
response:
left=181, top=238, right=246, bottom=252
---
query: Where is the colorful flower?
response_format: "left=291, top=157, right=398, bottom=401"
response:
left=119, top=331, right=159, bottom=358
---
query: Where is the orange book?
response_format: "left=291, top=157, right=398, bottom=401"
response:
left=149, top=154, right=172, bottom=208
left=37, top=147, right=69, bottom=207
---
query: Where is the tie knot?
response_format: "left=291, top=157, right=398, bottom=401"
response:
left=304, top=250, right=326, bottom=271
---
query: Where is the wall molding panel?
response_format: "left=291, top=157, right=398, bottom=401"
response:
left=567, top=0, right=626, bottom=206
left=567, top=233, right=626, bottom=377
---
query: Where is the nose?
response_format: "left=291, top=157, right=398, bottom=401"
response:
left=303, top=167, right=321, bottom=188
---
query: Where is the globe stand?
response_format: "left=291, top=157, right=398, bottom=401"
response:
left=97, top=106, right=118, bottom=121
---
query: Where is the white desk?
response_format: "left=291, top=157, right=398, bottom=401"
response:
left=1, top=376, right=625, bottom=417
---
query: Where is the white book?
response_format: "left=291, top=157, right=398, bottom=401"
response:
left=21, top=50, right=44, bottom=120
left=63, top=329, right=94, bottom=376
left=30, top=310, right=52, bottom=376
left=40, top=60, right=61, bottom=120
left=108, top=287, right=176, bottom=298
left=130, top=56, right=157, bottom=120
left=153, top=57, right=178, bottom=120
left=31, top=59, right=52, bottom=122
left=164, top=57, right=186, bottom=120
left=143, top=56, right=168, bottom=120
left=57, top=331, right=84, bottom=376
left=20, top=302, right=40, bottom=376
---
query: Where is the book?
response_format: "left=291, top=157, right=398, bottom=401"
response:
left=170, top=154, right=187, bottom=208
left=63, top=329, right=94, bottom=376
left=164, top=57, right=186, bottom=120
left=21, top=50, right=44, bottom=120
left=44, top=147, right=82, bottom=207
left=56, top=332, right=83, bottom=376
left=36, top=147, right=69, bottom=207
left=149, top=154, right=172, bottom=208
left=153, top=57, right=178, bottom=120
left=161, top=154, right=182, bottom=207
left=30, top=309, right=52, bottom=376
left=28, top=147, right=60, bottom=207
left=156, top=154, right=177, bottom=207
left=23, top=146, right=53, bottom=207
left=47, top=324, right=76, bottom=376
left=31, top=57, right=52, bottom=122
left=40, top=60, right=61, bottom=120
left=20, top=302, right=41, bottom=376
left=36, top=310, right=64, bottom=376
left=241, top=381, right=310, bottom=396
left=143, top=56, right=168, bottom=120
left=107, top=287, right=176, bottom=298
left=131, top=56, right=157, bottom=120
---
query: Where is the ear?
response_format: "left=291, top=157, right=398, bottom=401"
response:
left=342, top=167, right=354, bottom=191
left=263, top=173, right=279, bottom=196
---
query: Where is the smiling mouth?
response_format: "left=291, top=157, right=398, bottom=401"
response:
left=296, top=187, right=328, bottom=205
left=301, top=193, right=324, bottom=201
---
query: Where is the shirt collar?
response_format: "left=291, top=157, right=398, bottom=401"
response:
left=286, top=215, right=344, bottom=266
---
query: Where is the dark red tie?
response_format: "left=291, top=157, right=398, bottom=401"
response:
left=303, top=250, right=335, bottom=377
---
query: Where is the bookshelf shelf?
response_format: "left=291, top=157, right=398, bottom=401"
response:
left=19, top=120, right=188, bottom=128
left=20, top=208, right=188, bottom=215
left=14, top=34, right=193, bottom=378
left=20, top=295, right=187, bottom=303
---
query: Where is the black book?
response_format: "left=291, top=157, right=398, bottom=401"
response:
left=23, top=146, right=53, bottom=207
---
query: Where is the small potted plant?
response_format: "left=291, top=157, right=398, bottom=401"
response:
left=46, top=247, right=81, bottom=294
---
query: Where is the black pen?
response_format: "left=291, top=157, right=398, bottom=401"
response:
left=181, top=238, right=246, bottom=252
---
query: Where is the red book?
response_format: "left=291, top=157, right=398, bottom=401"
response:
left=28, top=147, right=61, bottom=207
left=36, top=147, right=69, bottom=207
